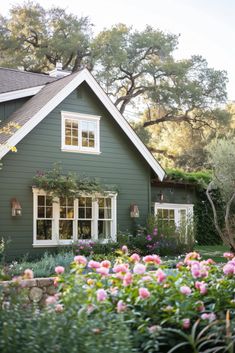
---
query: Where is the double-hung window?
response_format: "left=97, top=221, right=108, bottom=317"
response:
left=154, top=203, right=193, bottom=228
left=61, top=111, right=100, bottom=154
left=33, top=189, right=117, bottom=246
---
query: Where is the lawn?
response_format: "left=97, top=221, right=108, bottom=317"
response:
left=195, top=244, right=230, bottom=263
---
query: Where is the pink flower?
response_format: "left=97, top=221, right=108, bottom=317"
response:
left=152, top=255, right=162, bottom=265
left=195, top=301, right=205, bottom=312
left=46, top=296, right=57, bottom=305
left=148, top=325, right=158, bottom=334
left=24, top=269, right=34, bottom=279
left=223, top=252, right=235, bottom=260
left=142, top=275, right=152, bottom=281
left=130, top=253, right=140, bottom=262
left=133, top=263, right=146, bottom=274
left=182, top=318, right=190, bottom=329
left=176, top=262, right=184, bottom=270
left=101, top=260, right=111, bottom=268
left=146, top=235, right=152, bottom=241
left=117, top=300, right=127, bottom=313
left=96, top=267, right=109, bottom=276
left=113, top=263, right=129, bottom=273
left=123, top=272, right=133, bottom=286
left=195, top=281, right=207, bottom=294
left=74, top=255, right=87, bottom=266
left=55, top=266, right=65, bottom=275
left=155, top=268, right=167, bottom=283
left=180, top=286, right=191, bottom=295
left=153, top=228, right=158, bottom=236
left=88, top=260, right=101, bottom=269
left=55, top=304, right=63, bottom=312
left=184, top=251, right=201, bottom=265
left=143, top=254, right=161, bottom=264
left=201, top=312, right=216, bottom=322
left=121, top=245, right=128, bottom=254
left=139, top=287, right=150, bottom=299
left=96, top=289, right=107, bottom=302
left=223, top=263, right=235, bottom=275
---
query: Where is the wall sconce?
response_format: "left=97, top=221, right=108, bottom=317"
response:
left=130, top=204, right=140, bottom=218
left=11, top=198, right=22, bottom=216
left=158, top=192, right=164, bottom=202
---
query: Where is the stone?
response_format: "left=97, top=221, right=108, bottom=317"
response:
left=36, top=278, right=54, bottom=287
left=29, top=287, right=43, bottom=302
left=47, top=285, right=56, bottom=295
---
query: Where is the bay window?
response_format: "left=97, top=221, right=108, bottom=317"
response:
left=33, top=189, right=117, bottom=246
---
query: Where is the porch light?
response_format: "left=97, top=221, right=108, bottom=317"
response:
left=11, top=198, right=22, bottom=216
left=130, top=204, right=139, bottom=218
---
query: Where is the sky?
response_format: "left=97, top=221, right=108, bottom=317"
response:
left=1, top=0, right=235, bottom=101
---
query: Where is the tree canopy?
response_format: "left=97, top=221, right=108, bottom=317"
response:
left=0, top=1, right=231, bottom=171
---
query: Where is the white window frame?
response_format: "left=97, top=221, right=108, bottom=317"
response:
left=154, top=202, right=194, bottom=228
left=32, top=188, right=117, bottom=247
left=61, top=111, right=100, bottom=154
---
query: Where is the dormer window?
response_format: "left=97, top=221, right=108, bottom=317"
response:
left=61, top=111, right=100, bottom=154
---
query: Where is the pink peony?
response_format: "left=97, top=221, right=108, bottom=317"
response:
left=201, top=312, right=216, bottom=322
left=113, top=263, right=129, bottom=273
left=101, top=260, right=111, bottom=268
left=130, top=253, right=140, bottom=262
left=117, top=300, right=127, bottom=313
left=184, top=251, right=201, bottom=265
left=195, top=301, right=205, bottom=312
left=96, top=267, right=109, bottom=276
left=182, top=318, right=190, bottom=329
left=88, top=260, right=101, bottom=269
left=142, top=275, right=152, bottom=281
left=55, top=304, right=63, bottom=312
left=143, top=254, right=161, bottom=264
left=223, top=252, right=235, bottom=260
left=180, top=285, right=191, bottom=295
left=176, top=261, right=184, bottom=270
left=24, top=269, right=34, bottom=279
left=152, top=254, right=162, bottom=265
left=96, top=289, right=107, bottom=302
left=133, top=263, right=146, bottom=274
left=155, top=268, right=167, bottom=283
left=55, top=266, right=65, bottom=275
left=121, top=245, right=128, bottom=254
left=223, top=263, right=235, bottom=275
left=46, top=296, right=57, bottom=305
left=123, top=272, right=133, bottom=286
left=74, top=255, right=87, bottom=266
left=139, top=287, right=151, bottom=299
left=195, top=281, right=207, bottom=295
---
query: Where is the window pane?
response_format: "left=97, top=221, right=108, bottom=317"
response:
left=79, top=208, right=85, bottom=218
left=99, top=208, right=104, bottom=219
left=37, top=220, right=52, bottom=240
left=86, top=208, right=92, bottom=219
left=59, top=220, right=73, bottom=240
left=98, top=220, right=111, bottom=239
left=98, top=198, right=104, bottom=207
left=60, top=207, right=66, bottom=218
left=67, top=207, right=74, bottom=218
left=46, top=197, right=53, bottom=206
left=82, top=137, right=89, bottom=147
left=89, top=139, right=95, bottom=148
left=38, top=207, right=45, bottom=218
left=162, top=209, right=168, bottom=218
left=38, top=196, right=45, bottom=206
left=78, top=220, right=91, bottom=239
left=72, top=137, right=78, bottom=146
left=65, top=136, right=72, bottom=145
left=46, top=207, right=52, bottom=218
left=60, top=198, right=66, bottom=207
left=169, top=209, right=175, bottom=219
left=86, top=197, right=92, bottom=207
left=105, top=198, right=111, bottom=208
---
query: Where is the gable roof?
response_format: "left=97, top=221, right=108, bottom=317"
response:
left=0, top=69, right=165, bottom=181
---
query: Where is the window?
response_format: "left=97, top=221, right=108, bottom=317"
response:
left=154, top=203, right=193, bottom=230
left=61, top=111, right=100, bottom=153
left=33, top=189, right=117, bottom=246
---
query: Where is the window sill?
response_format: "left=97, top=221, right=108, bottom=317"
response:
left=61, top=148, right=101, bottom=155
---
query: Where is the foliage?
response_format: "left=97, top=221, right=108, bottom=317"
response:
left=206, top=138, right=235, bottom=250
left=54, top=248, right=235, bottom=352
left=165, top=169, right=212, bottom=186
left=7, top=251, right=74, bottom=278
left=0, top=2, right=92, bottom=72
left=33, top=163, right=116, bottom=198
left=0, top=304, right=132, bottom=353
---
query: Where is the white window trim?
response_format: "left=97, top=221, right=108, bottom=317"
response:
left=32, top=188, right=117, bottom=247
left=154, top=202, right=194, bottom=227
left=61, top=111, right=101, bottom=154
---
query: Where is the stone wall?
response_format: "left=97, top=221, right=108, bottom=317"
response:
left=0, top=277, right=57, bottom=305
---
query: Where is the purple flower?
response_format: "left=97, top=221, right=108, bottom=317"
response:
left=146, top=235, right=152, bottom=241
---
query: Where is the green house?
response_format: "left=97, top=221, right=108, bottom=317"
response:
left=0, top=67, right=194, bottom=259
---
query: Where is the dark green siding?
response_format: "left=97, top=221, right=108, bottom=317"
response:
left=0, top=83, right=151, bottom=259
left=151, top=184, right=196, bottom=204
left=0, top=98, right=30, bottom=124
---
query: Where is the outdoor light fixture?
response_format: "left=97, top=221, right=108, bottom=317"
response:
left=11, top=198, right=22, bottom=216
left=130, top=204, right=140, bottom=218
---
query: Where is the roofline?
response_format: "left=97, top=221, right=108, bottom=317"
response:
left=0, top=85, right=45, bottom=103
left=0, top=69, right=165, bottom=180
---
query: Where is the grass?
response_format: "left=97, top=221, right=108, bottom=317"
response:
left=195, top=244, right=230, bottom=263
